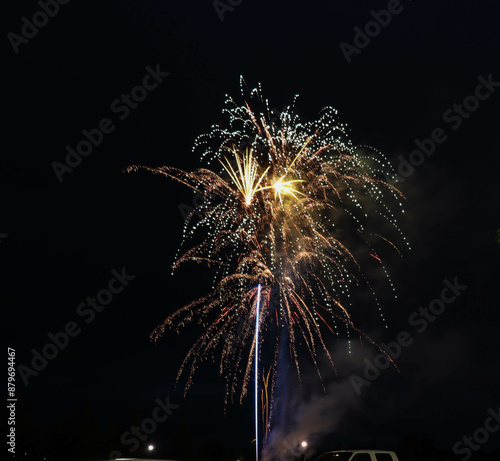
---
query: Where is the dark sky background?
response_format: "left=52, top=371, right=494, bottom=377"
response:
left=3, top=0, right=500, bottom=460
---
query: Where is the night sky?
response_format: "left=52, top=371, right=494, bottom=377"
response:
left=3, top=1, right=500, bottom=460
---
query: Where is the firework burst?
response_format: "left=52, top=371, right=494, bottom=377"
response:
left=126, top=78, right=408, bottom=409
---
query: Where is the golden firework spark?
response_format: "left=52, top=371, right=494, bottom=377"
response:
left=266, top=176, right=305, bottom=204
left=220, top=148, right=269, bottom=206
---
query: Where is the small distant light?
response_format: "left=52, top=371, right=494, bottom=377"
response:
left=301, top=441, right=308, bottom=448
left=148, top=445, right=155, bottom=451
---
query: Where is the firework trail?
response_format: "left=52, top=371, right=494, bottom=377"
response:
left=126, top=77, right=408, bottom=411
